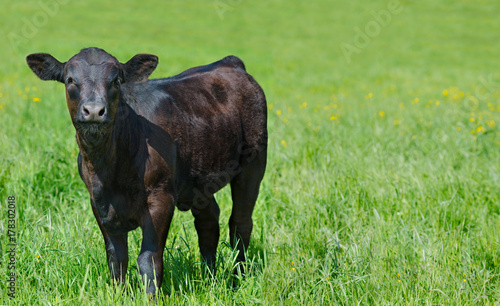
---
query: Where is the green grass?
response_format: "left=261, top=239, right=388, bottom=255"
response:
left=1, top=0, right=500, bottom=304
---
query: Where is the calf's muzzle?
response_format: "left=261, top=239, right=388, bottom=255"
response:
left=78, top=102, right=107, bottom=123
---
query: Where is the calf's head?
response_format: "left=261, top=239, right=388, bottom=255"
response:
left=26, top=48, right=158, bottom=146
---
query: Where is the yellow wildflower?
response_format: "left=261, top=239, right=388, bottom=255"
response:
left=268, top=104, right=274, bottom=110
left=378, top=111, right=385, bottom=117
left=330, top=116, right=337, bottom=121
left=281, top=140, right=287, bottom=147
left=277, top=110, right=282, bottom=115
left=33, top=97, right=41, bottom=102
left=443, top=89, right=449, bottom=96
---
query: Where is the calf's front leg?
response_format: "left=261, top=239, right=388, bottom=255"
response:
left=138, top=194, right=175, bottom=295
left=92, top=205, right=129, bottom=282
left=105, top=233, right=129, bottom=282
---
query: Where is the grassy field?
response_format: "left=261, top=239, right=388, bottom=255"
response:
left=1, top=0, right=500, bottom=304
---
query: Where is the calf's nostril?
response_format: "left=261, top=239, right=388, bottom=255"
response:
left=83, top=107, right=90, bottom=116
left=98, top=108, right=106, bottom=117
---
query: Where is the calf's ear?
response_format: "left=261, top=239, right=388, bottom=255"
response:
left=122, top=54, right=158, bottom=83
left=26, top=53, right=65, bottom=83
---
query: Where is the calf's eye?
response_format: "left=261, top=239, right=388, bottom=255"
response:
left=67, top=85, right=80, bottom=100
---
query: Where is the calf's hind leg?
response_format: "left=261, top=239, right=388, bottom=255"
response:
left=229, top=150, right=266, bottom=266
left=191, top=197, right=220, bottom=273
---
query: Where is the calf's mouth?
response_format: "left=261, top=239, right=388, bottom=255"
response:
left=74, top=122, right=110, bottom=146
